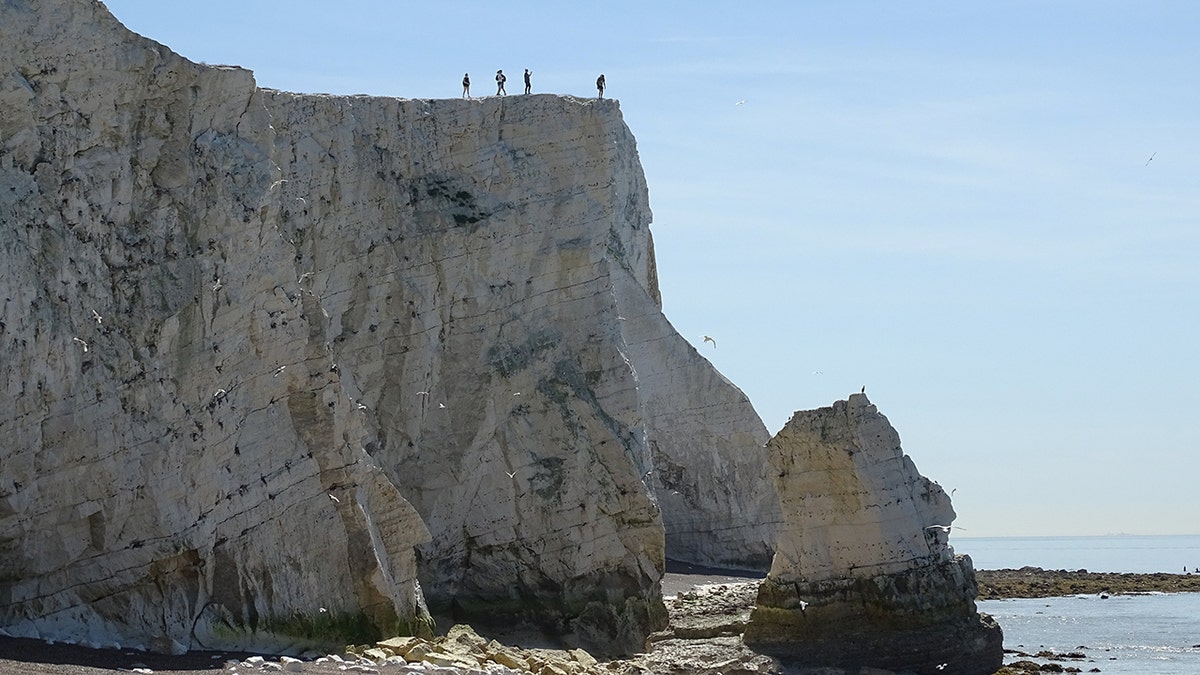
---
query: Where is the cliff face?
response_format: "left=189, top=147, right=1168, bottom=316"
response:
left=744, top=394, right=1003, bottom=675
left=0, top=0, right=777, bottom=655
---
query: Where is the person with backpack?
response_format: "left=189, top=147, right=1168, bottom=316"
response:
left=495, top=69, right=507, bottom=96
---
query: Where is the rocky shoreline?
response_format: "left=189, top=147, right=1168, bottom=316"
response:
left=975, top=566, right=1200, bottom=599
left=3, top=568, right=1197, bottom=674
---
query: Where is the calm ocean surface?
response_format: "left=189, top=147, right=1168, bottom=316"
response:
left=961, top=535, right=1200, bottom=674
left=955, top=534, right=1200, bottom=573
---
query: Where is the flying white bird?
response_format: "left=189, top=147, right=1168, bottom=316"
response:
left=273, top=366, right=286, bottom=376
left=438, top=402, right=446, bottom=409
left=91, top=309, right=102, bottom=325
left=925, top=525, right=965, bottom=533
left=72, top=337, right=88, bottom=352
left=1145, top=152, right=1156, bottom=166
left=735, top=100, right=747, bottom=106
left=416, top=391, right=429, bottom=396
left=506, top=471, right=516, bottom=479
left=702, top=335, right=716, bottom=348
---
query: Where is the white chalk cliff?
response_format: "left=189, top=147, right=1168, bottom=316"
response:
left=0, top=0, right=778, bottom=656
left=744, top=394, right=1003, bottom=674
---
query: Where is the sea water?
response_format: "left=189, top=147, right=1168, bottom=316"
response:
left=954, top=534, right=1200, bottom=573
left=958, top=535, right=1200, bottom=674
left=979, top=593, right=1200, bottom=674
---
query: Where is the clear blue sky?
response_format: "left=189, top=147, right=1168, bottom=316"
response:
left=102, top=1, right=1200, bottom=539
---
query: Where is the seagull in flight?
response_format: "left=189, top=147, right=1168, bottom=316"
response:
left=925, top=524, right=966, bottom=533
left=506, top=470, right=516, bottom=479
left=702, top=335, right=717, bottom=348
left=72, top=337, right=88, bottom=352
left=1145, top=152, right=1156, bottom=166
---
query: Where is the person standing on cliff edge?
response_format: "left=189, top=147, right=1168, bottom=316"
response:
left=524, top=69, right=532, bottom=94
left=462, top=73, right=470, bottom=98
left=496, top=69, right=507, bottom=96
left=596, top=74, right=605, bottom=98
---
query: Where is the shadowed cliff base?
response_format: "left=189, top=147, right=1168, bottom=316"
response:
left=9, top=564, right=1183, bottom=675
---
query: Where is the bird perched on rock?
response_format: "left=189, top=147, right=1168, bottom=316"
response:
left=703, top=335, right=717, bottom=348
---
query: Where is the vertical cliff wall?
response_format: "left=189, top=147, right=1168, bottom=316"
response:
left=0, top=0, right=778, bottom=655
left=0, top=0, right=434, bottom=654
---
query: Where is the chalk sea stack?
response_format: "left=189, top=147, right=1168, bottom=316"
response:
left=0, top=0, right=777, bottom=656
left=744, top=394, right=1004, bottom=674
